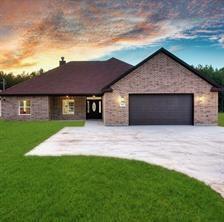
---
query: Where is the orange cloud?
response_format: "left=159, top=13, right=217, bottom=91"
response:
left=0, top=0, right=223, bottom=73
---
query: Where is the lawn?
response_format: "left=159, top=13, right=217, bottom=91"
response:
left=0, top=119, right=224, bottom=222
left=219, top=112, right=224, bottom=126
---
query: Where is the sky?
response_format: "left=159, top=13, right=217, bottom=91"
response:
left=0, top=0, right=224, bottom=74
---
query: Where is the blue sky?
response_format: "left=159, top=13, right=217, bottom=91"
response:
left=102, top=38, right=224, bottom=68
left=0, top=0, right=224, bottom=73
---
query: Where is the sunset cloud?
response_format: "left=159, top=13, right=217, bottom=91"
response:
left=0, top=0, right=223, bottom=73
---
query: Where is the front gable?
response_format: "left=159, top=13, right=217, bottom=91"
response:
left=102, top=48, right=220, bottom=93
left=111, top=51, right=213, bottom=94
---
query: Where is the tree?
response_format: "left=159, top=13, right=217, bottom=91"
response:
left=0, top=69, right=43, bottom=90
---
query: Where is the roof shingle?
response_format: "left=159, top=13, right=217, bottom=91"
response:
left=1, top=58, right=132, bottom=95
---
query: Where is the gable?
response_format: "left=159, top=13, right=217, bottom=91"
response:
left=110, top=52, right=213, bottom=93
left=102, top=48, right=221, bottom=92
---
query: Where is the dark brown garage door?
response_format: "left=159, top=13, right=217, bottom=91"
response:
left=129, top=94, right=193, bottom=125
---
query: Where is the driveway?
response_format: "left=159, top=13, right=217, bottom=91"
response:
left=26, top=121, right=224, bottom=197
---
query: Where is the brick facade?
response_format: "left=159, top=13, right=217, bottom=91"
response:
left=1, top=96, right=86, bottom=120
left=1, top=96, right=49, bottom=120
left=49, top=96, right=86, bottom=120
left=1, top=52, right=218, bottom=124
left=103, top=52, right=218, bottom=125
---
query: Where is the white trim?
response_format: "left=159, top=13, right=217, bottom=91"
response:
left=86, top=96, right=102, bottom=100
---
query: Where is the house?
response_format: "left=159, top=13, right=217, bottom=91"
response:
left=0, top=48, right=222, bottom=125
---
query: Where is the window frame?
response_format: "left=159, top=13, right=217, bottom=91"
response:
left=62, top=99, right=75, bottom=115
left=18, top=99, right=31, bottom=115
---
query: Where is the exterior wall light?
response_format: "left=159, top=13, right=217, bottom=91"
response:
left=119, top=96, right=126, bottom=107
left=197, top=96, right=206, bottom=104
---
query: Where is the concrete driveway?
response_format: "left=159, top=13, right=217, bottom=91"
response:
left=26, top=121, right=224, bottom=197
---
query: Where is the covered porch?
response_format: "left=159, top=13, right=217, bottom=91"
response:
left=49, top=95, right=103, bottom=120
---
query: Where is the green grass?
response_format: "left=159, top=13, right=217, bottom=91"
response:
left=0, top=120, right=224, bottom=222
left=219, top=113, right=224, bottom=126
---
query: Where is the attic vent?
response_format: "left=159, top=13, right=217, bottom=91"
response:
left=59, top=57, right=66, bottom=66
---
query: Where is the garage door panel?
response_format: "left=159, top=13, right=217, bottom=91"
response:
left=129, top=94, right=193, bottom=125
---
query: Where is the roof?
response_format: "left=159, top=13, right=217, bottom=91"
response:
left=1, top=48, right=222, bottom=96
left=0, top=58, right=133, bottom=96
left=102, top=48, right=222, bottom=92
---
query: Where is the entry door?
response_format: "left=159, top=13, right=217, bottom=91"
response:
left=86, top=100, right=102, bottom=119
left=129, top=94, right=193, bottom=125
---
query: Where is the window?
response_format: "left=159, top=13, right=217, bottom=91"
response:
left=62, top=99, right=75, bottom=115
left=99, top=101, right=101, bottom=113
left=92, top=102, right=96, bottom=112
left=19, top=100, right=31, bottom=115
left=87, top=101, right=90, bottom=113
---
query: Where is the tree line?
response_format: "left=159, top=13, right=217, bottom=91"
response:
left=0, top=65, right=224, bottom=111
left=0, top=69, right=44, bottom=89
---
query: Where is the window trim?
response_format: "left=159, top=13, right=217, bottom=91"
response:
left=62, top=99, right=75, bottom=115
left=18, top=99, right=31, bottom=115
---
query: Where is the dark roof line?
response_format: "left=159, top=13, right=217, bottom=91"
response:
left=65, top=57, right=127, bottom=63
left=102, top=47, right=222, bottom=92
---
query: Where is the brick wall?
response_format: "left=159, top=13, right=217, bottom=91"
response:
left=103, top=52, right=218, bottom=125
left=2, top=96, right=49, bottom=120
left=49, top=96, right=86, bottom=120
left=1, top=95, right=86, bottom=120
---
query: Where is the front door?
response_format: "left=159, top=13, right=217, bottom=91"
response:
left=86, top=99, right=102, bottom=119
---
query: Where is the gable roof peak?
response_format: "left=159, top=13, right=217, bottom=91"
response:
left=107, top=57, right=116, bottom=60
left=107, top=57, right=122, bottom=62
left=102, top=47, right=221, bottom=92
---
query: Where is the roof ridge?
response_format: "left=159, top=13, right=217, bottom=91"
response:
left=68, top=60, right=105, bottom=63
left=107, top=57, right=133, bottom=66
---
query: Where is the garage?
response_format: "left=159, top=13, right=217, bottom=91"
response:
left=129, top=94, right=193, bottom=125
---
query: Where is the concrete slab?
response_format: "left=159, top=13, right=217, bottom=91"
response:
left=26, top=121, right=224, bottom=197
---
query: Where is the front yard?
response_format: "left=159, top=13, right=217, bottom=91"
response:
left=219, top=112, right=224, bottom=126
left=0, top=116, right=224, bottom=221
